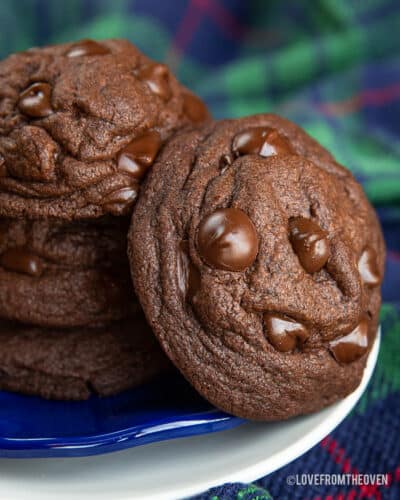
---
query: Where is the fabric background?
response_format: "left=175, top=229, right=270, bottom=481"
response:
left=1, top=1, right=399, bottom=498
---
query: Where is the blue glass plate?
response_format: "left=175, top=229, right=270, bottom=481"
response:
left=0, top=374, right=244, bottom=458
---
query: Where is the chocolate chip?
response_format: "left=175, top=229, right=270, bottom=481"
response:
left=118, top=130, right=162, bottom=180
left=289, top=217, right=330, bottom=273
left=358, top=248, right=380, bottom=286
left=219, top=153, right=233, bottom=172
left=177, top=241, right=201, bottom=299
left=329, top=320, right=369, bottom=363
left=0, top=248, right=43, bottom=277
left=102, top=185, right=139, bottom=216
left=0, top=155, right=7, bottom=177
left=183, top=92, right=209, bottom=123
left=264, top=313, right=309, bottom=352
left=136, top=64, right=171, bottom=101
left=197, top=208, right=259, bottom=272
left=66, top=39, right=110, bottom=57
left=232, top=127, right=294, bottom=157
left=18, top=83, right=53, bottom=118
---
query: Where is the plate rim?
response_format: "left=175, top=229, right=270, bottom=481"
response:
left=0, top=405, right=243, bottom=457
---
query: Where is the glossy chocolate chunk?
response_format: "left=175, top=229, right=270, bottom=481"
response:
left=0, top=248, right=42, bottom=277
left=118, top=130, right=162, bottom=180
left=183, top=92, right=209, bottom=123
left=177, top=241, right=201, bottom=299
left=136, top=64, right=171, bottom=101
left=102, top=185, right=139, bottom=216
left=197, top=208, right=259, bottom=272
left=289, top=217, right=330, bottom=273
left=329, top=320, right=369, bottom=363
left=66, top=39, right=110, bottom=57
left=232, top=127, right=294, bottom=157
left=219, top=153, right=234, bottom=172
left=0, top=156, right=6, bottom=177
left=18, top=83, right=53, bottom=118
left=358, top=248, right=380, bottom=286
left=264, top=313, right=309, bottom=352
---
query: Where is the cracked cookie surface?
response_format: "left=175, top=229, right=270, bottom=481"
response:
left=129, top=114, right=385, bottom=421
left=0, top=39, right=210, bottom=219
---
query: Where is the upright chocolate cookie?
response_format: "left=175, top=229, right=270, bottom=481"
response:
left=129, top=114, right=385, bottom=421
left=0, top=39, right=210, bottom=219
left=0, top=314, right=171, bottom=400
left=0, top=217, right=137, bottom=327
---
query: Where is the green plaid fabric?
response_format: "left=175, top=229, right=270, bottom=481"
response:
left=1, top=1, right=399, bottom=498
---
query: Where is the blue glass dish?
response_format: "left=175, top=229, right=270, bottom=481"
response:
left=0, top=374, right=244, bottom=458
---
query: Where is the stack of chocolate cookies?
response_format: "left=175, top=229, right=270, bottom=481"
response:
left=0, top=39, right=209, bottom=400
left=0, top=39, right=385, bottom=421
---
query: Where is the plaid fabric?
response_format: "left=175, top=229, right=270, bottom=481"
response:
left=1, top=1, right=400, bottom=498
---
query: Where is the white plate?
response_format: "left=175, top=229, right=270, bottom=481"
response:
left=0, top=330, right=380, bottom=500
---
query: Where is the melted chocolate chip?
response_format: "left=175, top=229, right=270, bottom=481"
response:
left=102, top=185, right=139, bottom=216
left=0, top=248, right=43, bottom=277
left=219, top=153, right=234, bottom=172
left=118, top=130, right=162, bottom=180
left=329, top=320, right=369, bottom=363
left=0, top=155, right=7, bottom=177
left=289, top=217, right=330, bottom=273
left=232, top=127, right=294, bottom=157
left=66, top=39, right=110, bottom=57
left=197, top=208, right=259, bottom=272
left=177, top=241, right=201, bottom=299
left=183, top=93, right=209, bottom=123
left=136, top=64, right=171, bottom=101
left=358, top=248, right=380, bottom=286
left=18, top=83, right=53, bottom=118
left=264, top=313, right=309, bottom=352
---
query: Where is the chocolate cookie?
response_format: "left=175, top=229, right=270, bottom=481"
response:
left=0, top=39, right=210, bottom=219
left=129, top=114, right=385, bottom=421
left=0, top=314, right=171, bottom=400
left=0, top=216, right=137, bottom=327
